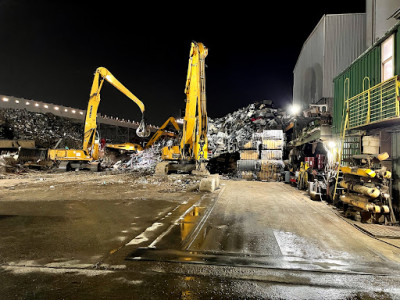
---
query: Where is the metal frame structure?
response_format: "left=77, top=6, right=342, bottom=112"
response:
left=346, top=75, right=400, bottom=130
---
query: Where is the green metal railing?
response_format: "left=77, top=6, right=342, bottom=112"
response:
left=346, top=76, right=400, bottom=129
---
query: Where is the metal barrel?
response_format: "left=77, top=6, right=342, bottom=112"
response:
left=237, top=159, right=260, bottom=172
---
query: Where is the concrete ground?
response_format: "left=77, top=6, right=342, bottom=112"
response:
left=1, top=172, right=400, bottom=299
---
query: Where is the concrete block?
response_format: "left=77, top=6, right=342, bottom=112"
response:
left=210, top=174, right=220, bottom=188
left=199, top=177, right=216, bottom=192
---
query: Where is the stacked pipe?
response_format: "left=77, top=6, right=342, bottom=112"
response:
left=338, top=152, right=394, bottom=224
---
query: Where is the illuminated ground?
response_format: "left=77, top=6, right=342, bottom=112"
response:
left=1, top=172, right=400, bottom=299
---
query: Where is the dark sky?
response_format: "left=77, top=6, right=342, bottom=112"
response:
left=0, top=0, right=366, bottom=125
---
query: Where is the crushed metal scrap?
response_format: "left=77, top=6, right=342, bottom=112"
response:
left=1, top=101, right=291, bottom=176
left=0, top=108, right=82, bottom=149
left=207, top=100, right=288, bottom=156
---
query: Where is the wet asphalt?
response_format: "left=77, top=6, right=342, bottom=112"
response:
left=2, top=176, right=400, bottom=299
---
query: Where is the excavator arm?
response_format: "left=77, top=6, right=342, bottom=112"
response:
left=156, top=41, right=209, bottom=175
left=83, top=67, right=150, bottom=155
left=144, top=117, right=180, bottom=149
left=180, top=42, right=208, bottom=161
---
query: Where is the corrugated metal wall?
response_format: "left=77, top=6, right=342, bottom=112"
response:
left=293, top=14, right=366, bottom=108
left=333, top=46, right=381, bottom=133
left=293, top=17, right=325, bottom=107
left=366, top=0, right=400, bottom=47
left=324, top=14, right=366, bottom=98
left=332, top=22, right=400, bottom=133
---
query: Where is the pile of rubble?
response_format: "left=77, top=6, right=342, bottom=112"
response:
left=110, top=144, right=164, bottom=174
left=0, top=108, right=82, bottom=148
left=131, top=173, right=201, bottom=193
left=0, top=101, right=289, bottom=177
left=208, top=101, right=287, bottom=156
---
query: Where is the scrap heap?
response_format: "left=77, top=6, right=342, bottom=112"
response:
left=111, top=143, right=164, bottom=174
left=207, top=100, right=287, bottom=156
left=0, top=108, right=82, bottom=148
left=207, top=101, right=288, bottom=179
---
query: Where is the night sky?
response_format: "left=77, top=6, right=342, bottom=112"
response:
left=0, top=0, right=366, bottom=125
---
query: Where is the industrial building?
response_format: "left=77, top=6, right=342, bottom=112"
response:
left=291, top=0, right=400, bottom=225
left=293, top=13, right=366, bottom=112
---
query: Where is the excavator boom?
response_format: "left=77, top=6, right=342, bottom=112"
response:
left=145, top=117, right=180, bottom=149
left=180, top=42, right=208, bottom=161
left=83, top=67, right=149, bottom=154
left=156, top=42, right=209, bottom=175
left=48, top=67, right=150, bottom=171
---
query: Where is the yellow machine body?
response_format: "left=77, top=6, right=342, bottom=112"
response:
left=106, top=143, right=143, bottom=152
left=48, top=149, right=92, bottom=161
left=340, top=166, right=376, bottom=178
left=161, top=146, right=180, bottom=160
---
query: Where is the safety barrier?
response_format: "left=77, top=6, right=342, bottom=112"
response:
left=346, top=76, right=400, bottom=129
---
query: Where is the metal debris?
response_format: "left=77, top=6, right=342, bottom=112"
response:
left=0, top=108, right=82, bottom=148
left=208, top=101, right=288, bottom=156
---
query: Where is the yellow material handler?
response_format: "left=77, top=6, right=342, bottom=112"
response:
left=156, top=42, right=209, bottom=175
left=48, top=67, right=150, bottom=171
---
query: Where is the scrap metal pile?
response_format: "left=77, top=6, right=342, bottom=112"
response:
left=207, top=101, right=287, bottom=156
left=207, top=101, right=288, bottom=178
left=110, top=143, right=165, bottom=174
left=0, top=101, right=290, bottom=176
left=0, top=108, right=82, bottom=148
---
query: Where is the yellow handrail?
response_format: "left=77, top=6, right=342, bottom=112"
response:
left=345, top=76, right=399, bottom=130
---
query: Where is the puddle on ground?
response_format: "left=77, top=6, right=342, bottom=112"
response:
left=180, top=206, right=205, bottom=242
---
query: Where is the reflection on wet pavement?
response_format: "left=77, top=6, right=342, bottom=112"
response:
left=127, top=181, right=400, bottom=277
left=180, top=206, right=205, bottom=243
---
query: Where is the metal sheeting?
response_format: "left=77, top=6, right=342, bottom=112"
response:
left=293, top=14, right=366, bottom=108
left=332, top=21, right=400, bottom=134
left=293, top=16, right=325, bottom=106
left=333, top=46, right=381, bottom=133
left=324, top=14, right=367, bottom=98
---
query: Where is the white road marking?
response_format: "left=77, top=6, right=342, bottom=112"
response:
left=125, top=222, right=164, bottom=246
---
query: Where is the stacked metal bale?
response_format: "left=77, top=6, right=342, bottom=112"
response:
left=237, top=129, right=284, bottom=181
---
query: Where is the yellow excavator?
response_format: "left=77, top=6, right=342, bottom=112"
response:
left=155, top=41, right=209, bottom=175
left=107, top=116, right=180, bottom=151
left=144, top=116, right=180, bottom=149
left=48, top=67, right=150, bottom=171
left=102, top=116, right=180, bottom=165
